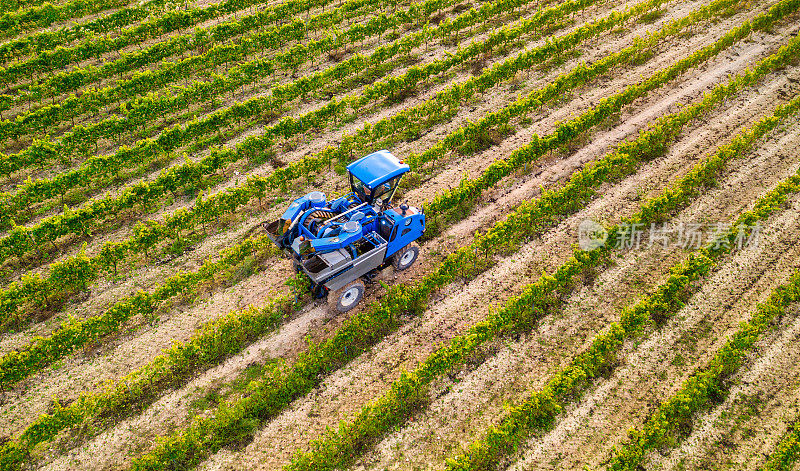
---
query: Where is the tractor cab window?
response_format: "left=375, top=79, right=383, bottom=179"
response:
left=371, top=176, right=400, bottom=204
left=350, top=174, right=368, bottom=203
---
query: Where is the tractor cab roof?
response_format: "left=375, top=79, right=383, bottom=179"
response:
left=347, top=150, right=410, bottom=188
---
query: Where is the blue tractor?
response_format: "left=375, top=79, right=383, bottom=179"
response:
left=264, top=150, right=425, bottom=313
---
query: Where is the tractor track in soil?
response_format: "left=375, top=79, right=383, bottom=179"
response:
left=0, top=0, right=623, bottom=458
left=0, top=0, right=633, bottom=384
left=173, top=10, right=800, bottom=471
left=654, top=308, right=800, bottom=471
left=508, top=138, right=800, bottom=470
left=3, top=0, right=799, bottom=470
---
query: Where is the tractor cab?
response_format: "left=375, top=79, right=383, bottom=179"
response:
left=346, top=151, right=423, bottom=258
left=346, top=150, right=408, bottom=208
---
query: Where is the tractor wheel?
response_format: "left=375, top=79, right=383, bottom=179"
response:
left=328, top=280, right=365, bottom=314
left=393, top=243, right=420, bottom=271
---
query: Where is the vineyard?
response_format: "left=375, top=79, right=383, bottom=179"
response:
left=1, top=0, right=800, bottom=469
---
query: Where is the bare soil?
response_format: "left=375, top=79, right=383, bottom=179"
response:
left=4, top=0, right=800, bottom=470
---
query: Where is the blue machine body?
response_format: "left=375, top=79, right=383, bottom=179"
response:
left=264, top=150, right=425, bottom=296
left=379, top=206, right=425, bottom=258
left=346, top=150, right=410, bottom=188
left=279, top=190, right=327, bottom=222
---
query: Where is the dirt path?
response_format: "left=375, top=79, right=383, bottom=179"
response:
left=182, top=7, right=800, bottom=470
left=4, top=1, right=798, bottom=470
left=510, top=151, right=800, bottom=470
left=654, top=308, right=800, bottom=471
left=1, top=0, right=599, bottom=463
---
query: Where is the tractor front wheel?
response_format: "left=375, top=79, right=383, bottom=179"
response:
left=328, top=280, right=365, bottom=313
left=393, top=243, right=419, bottom=271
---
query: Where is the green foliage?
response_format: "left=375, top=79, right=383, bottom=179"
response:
left=288, top=12, right=800, bottom=468
left=762, top=421, right=800, bottom=470
left=0, top=235, right=279, bottom=385
left=0, top=0, right=273, bottom=88
left=0, top=0, right=619, bottom=331
left=118, top=2, right=800, bottom=469
left=640, top=7, right=667, bottom=23
left=285, top=271, right=311, bottom=307
left=446, top=94, right=800, bottom=471
left=0, top=0, right=133, bottom=41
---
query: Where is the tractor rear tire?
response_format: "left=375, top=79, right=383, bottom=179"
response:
left=328, top=280, right=365, bottom=314
left=393, top=243, right=420, bottom=271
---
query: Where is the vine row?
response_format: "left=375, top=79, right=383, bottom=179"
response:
left=125, top=5, right=790, bottom=467
left=0, top=234, right=281, bottom=382
left=0, top=0, right=605, bottom=323
left=0, top=0, right=132, bottom=41
left=762, top=421, right=800, bottom=471
left=286, top=34, right=800, bottom=471
left=0, top=0, right=763, bottom=464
